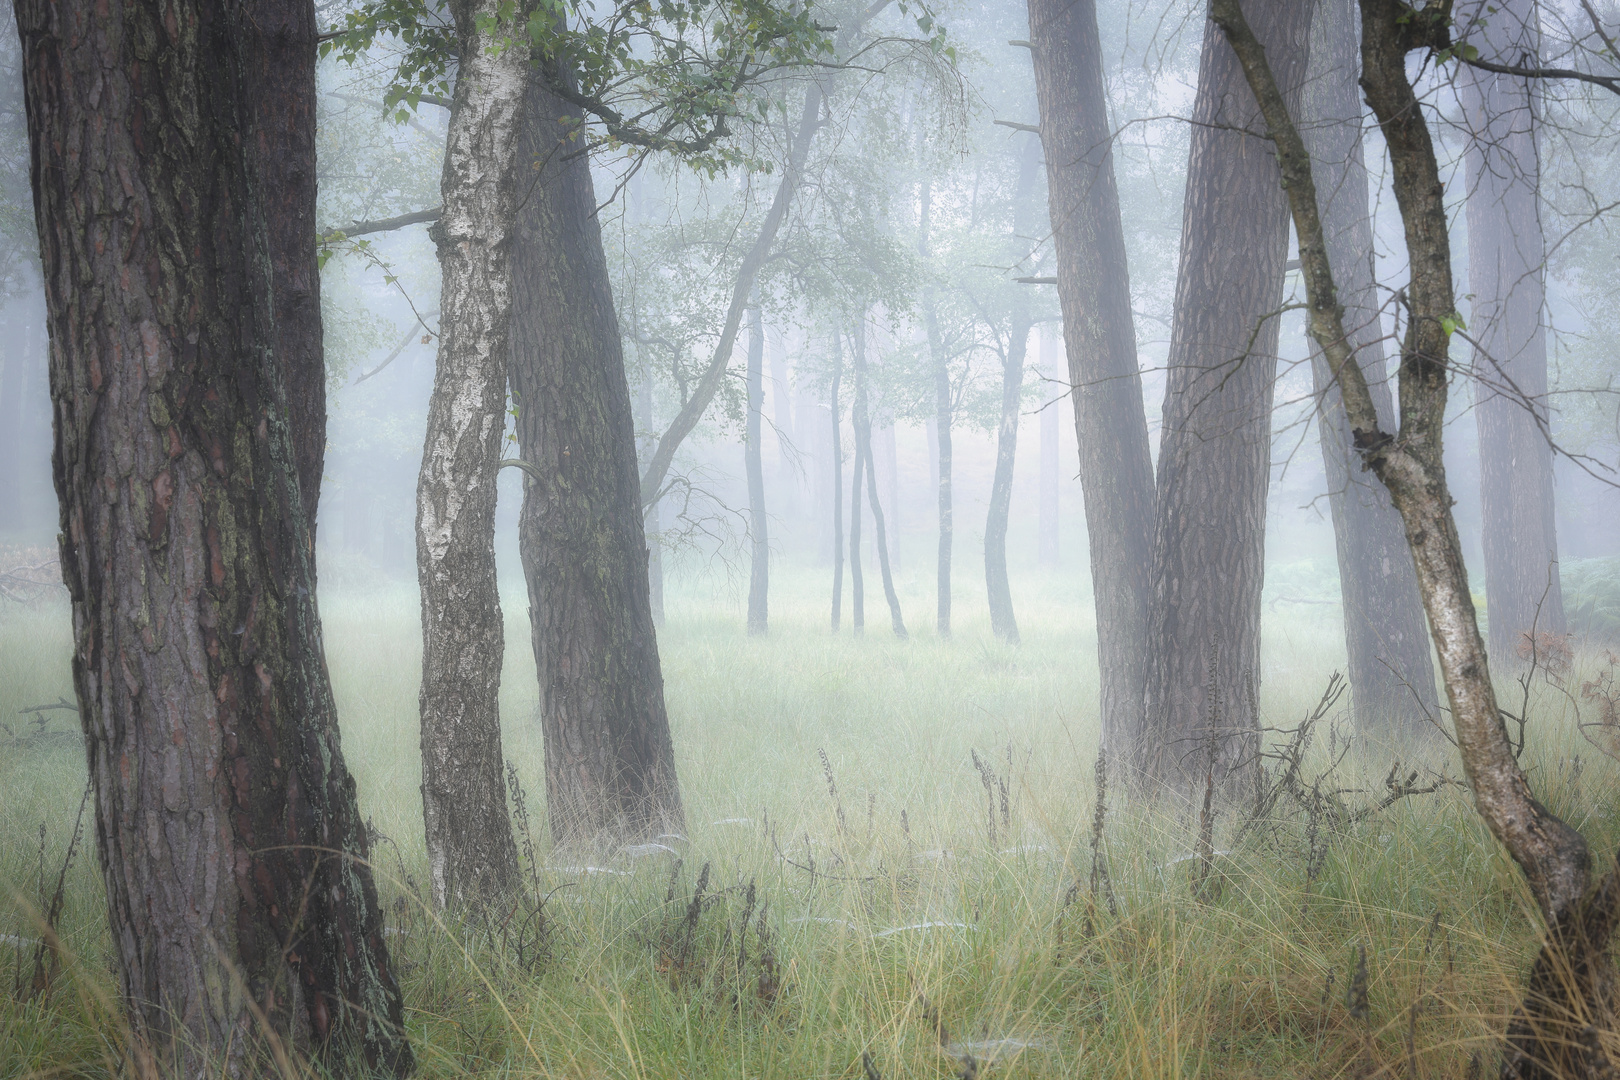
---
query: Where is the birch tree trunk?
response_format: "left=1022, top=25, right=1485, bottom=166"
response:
left=17, top=0, right=410, bottom=1070
left=508, top=57, right=685, bottom=846
left=416, top=0, right=528, bottom=906
left=745, top=304, right=769, bottom=634
left=1027, top=0, right=1156, bottom=752
left=1300, top=0, right=1438, bottom=732
left=1458, top=0, right=1567, bottom=668
left=1137, top=0, right=1313, bottom=788
left=985, top=319, right=1031, bottom=644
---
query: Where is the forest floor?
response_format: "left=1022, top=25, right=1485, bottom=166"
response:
left=3, top=555, right=1619, bottom=1078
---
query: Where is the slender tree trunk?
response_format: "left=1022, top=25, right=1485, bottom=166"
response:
left=1299, top=0, right=1438, bottom=734
left=1136, top=0, right=1313, bottom=788
left=1038, top=328, right=1060, bottom=568
left=638, top=375, right=666, bottom=626
left=416, top=0, right=528, bottom=905
left=1458, top=0, right=1566, bottom=668
left=17, top=0, right=410, bottom=1070
left=852, top=323, right=907, bottom=638
left=509, top=58, right=685, bottom=846
left=1219, top=6, right=1611, bottom=1073
left=745, top=304, right=769, bottom=634
left=849, top=344, right=866, bottom=635
left=920, top=180, right=954, bottom=638
left=986, top=319, right=1031, bottom=644
left=831, top=353, right=846, bottom=630
left=768, top=327, right=796, bottom=493
left=1027, top=0, right=1156, bottom=752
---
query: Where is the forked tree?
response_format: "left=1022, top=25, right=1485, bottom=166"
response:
left=15, top=0, right=410, bottom=1070
left=1216, top=0, right=1618, bottom=1072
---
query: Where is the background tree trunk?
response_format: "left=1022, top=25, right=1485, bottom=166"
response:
left=1027, top=0, right=1157, bottom=753
left=745, top=304, right=769, bottom=634
left=919, top=180, right=953, bottom=637
left=638, top=376, right=666, bottom=626
left=830, top=353, right=846, bottom=630
left=852, top=323, right=907, bottom=638
left=1138, top=0, right=1313, bottom=788
left=1458, top=0, right=1567, bottom=668
left=985, top=319, right=1030, bottom=644
left=1300, top=0, right=1439, bottom=733
left=1038, top=327, right=1060, bottom=569
left=849, top=333, right=867, bottom=635
left=416, top=0, right=527, bottom=906
left=509, top=59, right=685, bottom=846
left=18, top=0, right=410, bottom=1069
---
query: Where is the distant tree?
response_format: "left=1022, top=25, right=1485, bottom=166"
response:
left=746, top=303, right=770, bottom=634
left=15, top=0, right=410, bottom=1069
left=1027, top=0, right=1156, bottom=751
left=1299, top=0, right=1439, bottom=733
left=1137, top=0, right=1313, bottom=788
left=415, top=0, right=530, bottom=906
left=1458, top=0, right=1568, bottom=668
left=851, top=318, right=908, bottom=637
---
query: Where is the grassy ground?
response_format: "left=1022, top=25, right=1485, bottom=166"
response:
left=3, top=555, right=1618, bottom=1078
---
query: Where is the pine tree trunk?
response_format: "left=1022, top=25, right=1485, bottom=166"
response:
left=1138, top=0, right=1313, bottom=788
left=746, top=305, right=769, bottom=634
left=852, top=324, right=907, bottom=638
left=508, top=59, right=685, bottom=846
left=1458, top=0, right=1566, bottom=668
left=985, top=319, right=1030, bottom=644
left=416, top=0, right=527, bottom=905
left=1300, top=0, right=1438, bottom=732
left=17, top=0, right=410, bottom=1070
left=919, top=181, right=953, bottom=638
left=1027, top=0, right=1157, bottom=752
left=1038, top=328, right=1060, bottom=568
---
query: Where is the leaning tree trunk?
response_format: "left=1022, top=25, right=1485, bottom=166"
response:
left=985, top=317, right=1031, bottom=644
left=1027, top=0, right=1157, bottom=753
left=17, top=0, right=410, bottom=1071
left=416, top=0, right=527, bottom=907
left=1300, top=0, right=1438, bottom=733
left=831, top=349, right=846, bottom=631
left=745, top=304, right=769, bottom=634
left=1218, top=4, right=1612, bottom=1074
left=1458, top=0, right=1566, bottom=669
left=1136, top=0, right=1314, bottom=789
left=852, top=322, right=907, bottom=638
left=919, top=179, right=954, bottom=638
left=509, top=57, right=685, bottom=846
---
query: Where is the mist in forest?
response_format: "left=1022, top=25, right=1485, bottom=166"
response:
left=6, top=0, right=1620, bottom=1075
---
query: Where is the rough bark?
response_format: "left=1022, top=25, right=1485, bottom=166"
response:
left=509, top=58, right=685, bottom=846
left=919, top=179, right=953, bottom=637
left=1458, top=0, right=1566, bottom=669
left=830, top=350, right=846, bottom=631
left=17, top=0, right=410, bottom=1070
left=986, top=319, right=1030, bottom=644
left=1038, top=327, right=1060, bottom=568
left=243, top=0, right=324, bottom=537
left=1216, top=3, right=1610, bottom=1074
left=1027, top=0, right=1156, bottom=752
left=852, top=322, right=907, bottom=639
left=1299, top=0, right=1439, bottom=732
left=745, top=304, right=769, bottom=634
left=416, top=0, right=528, bottom=907
left=1136, top=0, right=1313, bottom=788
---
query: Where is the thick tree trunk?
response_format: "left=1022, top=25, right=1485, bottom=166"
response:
left=1136, top=0, right=1313, bottom=788
left=745, top=305, right=769, bottom=634
left=1218, top=5, right=1610, bottom=1073
left=416, top=0, right=527, bottom=906
left=1458, top=0, right=1566, bottom=668
left=919, top=180, right=953, bottom=638
left=1300, top=0, right=1438, bottom=732
left=509, top=60, right=685, bottom=846
left=985, top=319, right=1030, bottom=644
left=852, top=323, right=907, bottom=638
left=1038, top=328, right=1060, bottom=568
left=1027, top=0, right=1157, bottom=752
left=17, top=0, right=410, bottom=1070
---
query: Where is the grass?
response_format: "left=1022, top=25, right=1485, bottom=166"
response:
left=3, top=553, right=1619, bottom=1078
